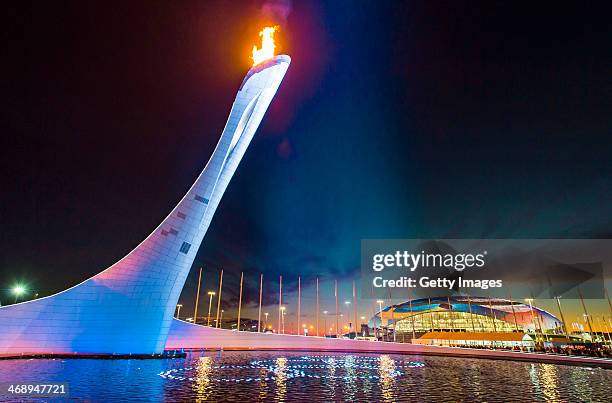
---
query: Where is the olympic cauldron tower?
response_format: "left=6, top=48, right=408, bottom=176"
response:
left=0, top=45, right=290, bottom=355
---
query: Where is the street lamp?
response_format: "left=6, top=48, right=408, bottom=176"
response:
left=207, top=291, right=216, bottom=326
left=12, top=285, right=26, bottom=303
left=264, top=312, right=269, bottom=331
left=176, top=304, right=183, bottom=319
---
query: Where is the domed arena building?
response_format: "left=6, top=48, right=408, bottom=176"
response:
left=371, top=296, right=564, bottom=347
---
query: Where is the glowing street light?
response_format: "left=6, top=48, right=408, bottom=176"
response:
left=207, top=291, right=216, bottom=326
left=12, top=285, right=26, bottom=303
left=176, top=304, right=183, bottom=319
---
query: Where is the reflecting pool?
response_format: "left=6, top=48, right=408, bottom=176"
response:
left=0, top=352, right=610, bottom=401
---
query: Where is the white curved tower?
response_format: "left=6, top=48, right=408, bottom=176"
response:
left=0, top=55, right=290, bottom=355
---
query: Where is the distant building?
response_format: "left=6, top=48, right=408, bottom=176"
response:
left=372, top=296, right=563, bottom=336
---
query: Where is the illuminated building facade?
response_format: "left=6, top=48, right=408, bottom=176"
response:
left=374, top=296, right=562, bottom=334
left=0, top=55, right=290, bottom=355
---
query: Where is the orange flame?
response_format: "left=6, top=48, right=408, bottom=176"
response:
left=252, top=26, right=277, bottom=66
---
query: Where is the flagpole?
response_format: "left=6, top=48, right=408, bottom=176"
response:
left=371, top=284, right=377, bottom=339
left=316, top=277, right=320, bottom=336
left=215, top=269, right=223, bottom=328
left=335, top=279, right=339, bottom=337
left=578, top=287, right=593, bottom=335
left=193, top=267, right=203, bottom=324
left=606, top=288, right=612, bottom=318
left=353, top=280, right=357, bottom=337
left=408, top=287, right=415, bottom=341
left=237, top=271, right=244, bottom=331
left=389, top=287, right=395, bottom=342
left=508, top=287, right=520, bottom=332
left=257, top=273, right=263, bottom=333
left=555, top=296, right=569, bottom=337
left=297, top=276, right=301, bottom=335
left=278, top=275, right=282, bottom=333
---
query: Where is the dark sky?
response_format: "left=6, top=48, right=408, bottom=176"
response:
left=2, top=1, right=610, bottom=313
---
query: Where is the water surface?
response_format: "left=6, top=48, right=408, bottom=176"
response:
left=0, top=351, right=610, bottom=401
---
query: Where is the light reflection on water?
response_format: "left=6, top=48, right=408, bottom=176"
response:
left=379, top=355, right=396, bottom=402
left=275, top=357, right=287, bottom=402
left=342, top=355, right=357, bottom=401
left=539, top=364, right=560, bottom=402
left=194, top=356, right=213, bottom=401
left=0, top=352, right=609, bottom=402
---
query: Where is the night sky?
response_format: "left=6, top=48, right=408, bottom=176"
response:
left=2, top=1, right=611, bottom=322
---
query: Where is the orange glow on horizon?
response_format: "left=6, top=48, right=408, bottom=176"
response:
left=252, top=26, right=278, bottom=65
